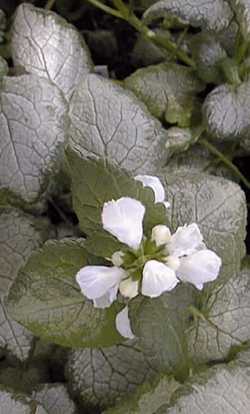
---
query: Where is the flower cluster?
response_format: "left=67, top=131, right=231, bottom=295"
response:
left=76, top=175, right=221, bottom=339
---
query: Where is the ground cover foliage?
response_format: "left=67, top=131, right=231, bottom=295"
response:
left=1, top=0, right=250, bottom=413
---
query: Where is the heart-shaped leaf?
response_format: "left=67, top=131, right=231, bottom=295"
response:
left=68, top=74, right=167, bottom=175
left=143, top=0, right=233, bottom=32
left=124, top=63, right=204, bottom=126
left=6, top=238, right=123, bottom=348
left=0, top=208, right=50, bottom=361
left=187, top=260, right=250, bottom=365
left=164, top=173, right=247, bottom=286
left=0, top=74, right=69, bottom=203
left=32, top=384, right=77, bottom=414
left=11, top=3, right=93, bottom=99
left=203, top=81, right=250, bottom=145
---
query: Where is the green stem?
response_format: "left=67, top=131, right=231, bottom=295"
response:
left=85, top=0, right=196, bottom=68
left=85, top=0, right=123, bottom=18
left=200, top=138, right=250, bottom=189
left=45, top=0, right=56, bottom=10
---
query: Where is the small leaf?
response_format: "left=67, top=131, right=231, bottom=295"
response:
left=0, top=208, right=50, bottom=361
left=68, top=74, right=167, bottom=175
left=161, top=352, right=250, bottom=412
left=190, top=33, right=227, bottom=84
left=187, top=262, right=250, bottom=365
left=32, top=383, right=77, bottom=414
left=165, top=127, right=202, bottom=158
left=66, top=149, right=168, bottom=238
left=0, top=386, right=47, bottom=414
left=164, top=173, right=247, bottom=286
left=124, top=63, right=204, bottom=126
left=6, top=238, right=123, bottom=348
left=11, top=3, right=93, bottom=99
left=104, top=375, right=180, bottom=414
left=203, top=81, right=250, bottom=144
left=0, top=74, right=69, bottom=203
left=143, top=0, right=233, bottom=32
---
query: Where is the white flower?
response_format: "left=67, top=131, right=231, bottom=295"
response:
left=151, top=225, right=171, bottom=246
left=76, top=265, right=127, bottom=308
left=115, top=306, right=135, bottom=339
left=102, top=197, right=145, bottom=250
left=135, top=175, right=166, bottom=204
left=119, top=277, right=139, bottom=299
left=165, top=223, right=221, bottom=289
left=142, top=260, right=179, bottom=298
left=177, top=250, right=222, bottom=290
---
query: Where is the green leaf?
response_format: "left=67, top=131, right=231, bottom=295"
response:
left=68, top=74, right=167, bottom=175
left=203, top=81, right=250, bottom=145
left=0, top=74, right=69, bottom=204
left=190, top=33, right=227, bottom=84
left=0, top=386, right=48, bottom=414
left=187, top=261, right=250, bottom=365
left=32, top=384, right=77, bottom=414
left=11, top=3, right=93, bottom=100
left=0, top=208, right=50, bottom=361
left=164, top=173, right=247, bottom=286
left=67, top=285, right=195, bottom=409
left=66, top=149, right=168, bottom=238
left=143, top=0, right=233, bottom=32
left=84, top=231, right=125, bottom=258
left=159, top=350, right=250, bottom=413
left=124, top=63, right=204, bottom=127
left=129, top=285, right=195, bottom=379
left=104, top=375, right=180, bottom=414
left=6, top=238, right=123, bottom=348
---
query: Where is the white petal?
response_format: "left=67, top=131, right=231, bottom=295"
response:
left=151, top=225, right=171, bottom=246
left=116, top=306, right=135, bottom=339
left=102, top=197, right=145, bottom=250
left=93, top=285, right=119, bottom=308
left=76, top=265, right=126, bottom=300
left=177, top=249, right=222, bottom=290
left=142, top=260, right=179, bottom=298
left=135, top=175, right=165, bottom=203
left=119, top=277, right=139, bottom=299
left=168, top=223, right=203, bottom=257
left=165, top=255, right=181, bottom=271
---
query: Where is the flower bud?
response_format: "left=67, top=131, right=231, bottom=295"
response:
left=151, top=225, right=171, bottom=247
left=111, top=251, right=125, bottom=267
